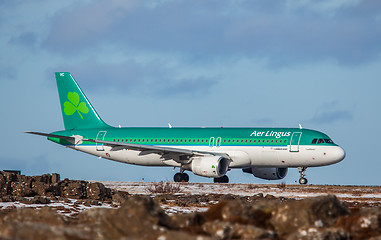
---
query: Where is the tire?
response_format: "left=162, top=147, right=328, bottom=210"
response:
left=299, top=177, right=308, bottom=185
left=221, top=175, right=229, bottom=183
left=182, top=173, right=189, bottom=182
left=214, top=175, right=229, bottom=183
left=174, top=173, right=182, bottom=182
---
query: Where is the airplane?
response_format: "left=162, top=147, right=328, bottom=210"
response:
left=26, top=72, right=346, bottom=184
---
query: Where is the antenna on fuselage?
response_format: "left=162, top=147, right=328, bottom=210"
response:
left=299, top=124, right=303, bottom=129
left=168, top=123, right=172, bottom=128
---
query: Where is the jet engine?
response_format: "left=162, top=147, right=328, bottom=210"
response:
left=242, top=167, right=288, bottom=180
left=191, top=156, right=230, bottom=178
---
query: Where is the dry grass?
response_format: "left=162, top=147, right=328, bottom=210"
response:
left=146, top=181, right=182, bottom=194
left=277, top=182, right=287, bottom=190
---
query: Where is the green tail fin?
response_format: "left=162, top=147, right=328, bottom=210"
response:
left=55, top=72, right=110, bottom=130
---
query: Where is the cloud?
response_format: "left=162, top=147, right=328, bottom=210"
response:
left=310, top=109, right=353, bottom=124
left=157, top=77, right=217, bottom=97
left=10, top=32, right=37, bottom=47
left=51, top=59, right=217, bottom=98
left=249, top=117, right=275, bottom=126
left=0, top=66, right=16, bottom=80
left=42, top=0, right=381, bottom=67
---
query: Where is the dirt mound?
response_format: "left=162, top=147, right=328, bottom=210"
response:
left=0, top=194, right=379, bottom=239
left=0, top=171, right=112, bottom=202
left=0, top=172, right=380, bottom=239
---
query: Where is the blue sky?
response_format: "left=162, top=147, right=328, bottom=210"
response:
left=1, top=0, right=380, bottom=185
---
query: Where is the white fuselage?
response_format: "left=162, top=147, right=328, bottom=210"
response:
left=71, top=144, right=345, bottom=169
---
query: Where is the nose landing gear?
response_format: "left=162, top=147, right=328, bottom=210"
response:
left=298, top=167, right=308, bottom=185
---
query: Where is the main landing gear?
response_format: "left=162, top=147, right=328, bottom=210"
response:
left=214, top=175, right=229, bottom=183
left=298, top=167, right=308, bottom=185
left=174, top=172, right=189, bottom=182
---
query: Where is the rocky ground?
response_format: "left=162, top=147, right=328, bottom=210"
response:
left=0, top=171, right=380, bottom=239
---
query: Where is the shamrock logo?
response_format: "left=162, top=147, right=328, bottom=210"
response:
left=64, top=92, right=89, bottom=119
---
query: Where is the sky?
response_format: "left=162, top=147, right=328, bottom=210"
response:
left=1, top=0, right=380, bottom=185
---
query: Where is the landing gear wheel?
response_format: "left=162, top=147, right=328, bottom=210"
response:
left=299, top=177, right=308, bottom=185
left=174, top=173, right=182, bottom=182
left=182, top=173, right=189, bottom=182
left=174, top=173, right=189, bottom=182
left=298, top=167, right=308, bottom=185
left=214, top=175, right=229, bottom=183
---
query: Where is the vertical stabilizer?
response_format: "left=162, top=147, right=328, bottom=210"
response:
left=55, top=72, right=110, bottom=130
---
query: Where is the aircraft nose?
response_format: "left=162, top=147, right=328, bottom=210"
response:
left=330, top=146, right=346, bottom=164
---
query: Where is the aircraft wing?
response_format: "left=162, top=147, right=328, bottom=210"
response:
left=84, top=138, right=230, bottom=162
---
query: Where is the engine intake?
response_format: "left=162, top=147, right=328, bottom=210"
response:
left=191, top=156, right=229, bottom=178
left=242, top=167, right=288, bottom=180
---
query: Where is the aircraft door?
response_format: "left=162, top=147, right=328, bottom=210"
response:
left=96, top=131, right=107, bottom=151
left=209, top=137, right=215, bottom=147
left=290, top=132, right=302, bottom=152
left=216, top=137, right=221, bottom=147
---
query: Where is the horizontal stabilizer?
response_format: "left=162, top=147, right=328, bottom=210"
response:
left=25, top=131, right=74, bottom=141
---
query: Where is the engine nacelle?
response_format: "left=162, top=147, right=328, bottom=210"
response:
left=191, top=156, right=229, bottom=178
left=242, top=167, right=288, bottom=180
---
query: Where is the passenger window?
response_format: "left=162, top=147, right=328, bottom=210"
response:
left=312, top=139, right=317, bottom=144
left=318, top=139, right=324, bottom=144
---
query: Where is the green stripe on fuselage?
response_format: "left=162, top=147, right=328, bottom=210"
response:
left=49, top=128, right=337, bottom=147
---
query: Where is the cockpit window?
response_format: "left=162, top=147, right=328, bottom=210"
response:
left=312, top=139, right=317, bottom=144
left=318, top=138, right=324, bottom=144
left=324, top=139, right=334, bottom=144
